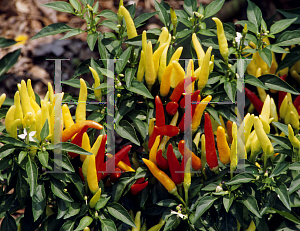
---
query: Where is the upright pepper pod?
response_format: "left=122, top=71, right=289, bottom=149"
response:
left=81, top=132, right=91, bottom=162
left=27, top=79, right=35, bottom=101
left=260, top=95, right=271, bottom=134
left=89, top=188, right=101, bottom=208
left=170, top=76, right=197, bottom=102
left=120, top=6, right=137, bottom=39
left=159, top=63, right=173, bottom=97
left=170, top=60, right=185, bottom=88
left=191, top=95, right=212, bottom=133
left=157, top=27, right=169, bottom=46
left=0, top=93, right=6, bottom=108
left=75, top=78, right=87, bottom=123
left=68, top=125, right=89, bottom=158
left=87, top=154, right=99, bottom=194
left=9, top=119, right=22, bottom=139
left=155, top=95, right=165, bottom=127
left=145, top=41, right=156, bottom=90
left=178, top=140, right=201, bottom=170
left=166, top=144, right=183, bottom=185
left=204, top=113, right=219, bottom=172
left=198, top=46, right=212, bottom=91
left=158, top=33, right=171, bottom=83
left=217, top=126, right=230, bottom=165
left=137, top=50, right=145, bottom=82
left=89, top=66, right=102, bottom=102
left=245, top=87, right=263, bottom=113
left=183, top=157, right=191, bottom=206
left=62, top=104, right=74, bottom=129
left=20, top=80, right=35, bottom=117
left=148, top=118, right=156, bottom=137
left=170, top=7, right=177, bottom=34
left=156, top=149, right=168, bottom=169
left=117, top=0, right=123, bottom=24
left=288, top=124, right=300, bottom=149
left=132, top=211, right=141, bottom=231
left=230, top=122, right=238, bottom=178
left=192, top=33, right=205, bottom=67
left=153, top=43, right=168, bottom=75
left=201, top=134, right=207, bottom=170
left=149, top=135, right=160, bottom=165
left=212, top=17, right=228, bottom=62
left=14, top=91, right=23, bottom=125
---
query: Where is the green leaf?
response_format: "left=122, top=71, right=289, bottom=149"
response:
left=272, top=122, right=289, bottom=136
left=193, top=196, right=219, bottom=223
left=259, top=74, right=299, bottom=95
left=226, top=173, right=255, bottom=186
left=67, top=173, right=85, bottom=198
left=99, top=20, right=118, bottom=31
left=246, top=0, right=261, bottom=32
left=107, top=202, right=136, bottom=228
left=270, top=161, right=290, bottom=178
left=64, top=202, right=81, bottom=219
left=235, top=20, right=257, bottom=34
left=95, top=196, right=111, bottom=210
left=0, top=212, right=17, bottom=231
left=40, top=119, right=49, bottom=141
left=32, top=183, right=46, bottom=221
left=47, top=142, right=93, bottom=156
left=37, top=151, right=49, bottom=169
left=127, top=80, right=154, bottom=99
left=50, top=182, right=73, bottom=202
left=115, top=120, right=140, bottom=145
left=224, top=81, right=236, bottom=102
left=87, top=33, right=98, bottom=51
left=131, top=117, right=147, bottom=141
left=74, top=216, right=93, bottom=231
left=276, top=46, right=300, bottom=72
left=272, top=209, right=300, bottom=225
left=277, top=8, right=300, bottom=24
left=115, top=97, right=137, bottom=123
left=163, top=215, right=178, bottom=231
left=243, top=195, right=261, bottom=218
left=177, top=29, right=192, bottom=39
left=18, top=151, right=27, bottom=164
left=100, top=219, right=117, bottom=231
left=0, top=37, right=16, bottom=48
left=116, top=47, right=132, bottom=74
left=204, top=0, right=225, bottom=19
left=53, top=154, right=75, bottom=172
left=59, top=220, right=75, bottom=231
left=111, top=176, right=134, bottom=202
left=154, top=0, right=169, bottom=27
left=270, top=17, right=298, bottom=35
left=275, top=31, right=300, bottom=47
left=42, top=1, right=74, bottom=13
left=32, top=23, right=73, bottom=40
left=275, top=183, right=291, bottom=211
left=0, top=49, right=21, bottom=77
left=183, top=0, right=194, bottom=16
left=223, top=193, right=234, bottom=212
left=289, top=162, right=300, bottom=171
left=266, top=45, right=290, bottom=54
left=125, top=67, right=136, bottom=88
left=134, top=12, right=158, bottom=27
left=98, top=34, right=108, bottom=68
left=69, top=0, right=81, bottom=11
left=61, top=79, right=92, bottom=90
left=244, top=74, right=268, bottom=89
left=259, top=48, right=272, bottom=68
left=59, top=28, right=85, bottom=40
left=156, top=199, right=178, bottom=207
left=0, top=194, right=15, bottom=214
left=0, top=145, right=15, bottom=159
left=289, top=174, right=300, bottom=195
left=26, top=156, right=38, bottom=197
left=99, top=9, right=118, bottom=21
left=267, top=134, right=292, bottom=150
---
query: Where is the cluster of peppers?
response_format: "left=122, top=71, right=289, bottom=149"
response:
left=129, top=210, right=165, bottom=231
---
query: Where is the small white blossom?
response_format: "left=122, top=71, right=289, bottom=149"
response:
left=171, top=210, right=187, bottom=219
left=216, top=185, right=223, bottom=193
left=18, top=129, right=36, bottom=142
left=235, top=32, right=248, bottom=48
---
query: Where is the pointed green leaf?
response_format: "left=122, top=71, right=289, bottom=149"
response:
left=107, top=202, right=136, bottom=228
left=26, top=156, right=38, bottom=197
left=204, top=0, right=225, bottom=19
left=0, top=49, right=21, bottom=77
left=259, top=48, right=272, bottom=68
left=243, top=195, right=261, bottom=218
left=275, top=183, right=291, bottom=211
left=270, top=17, right=298, bottom=35
left=32, top=23, right=73, bottom=40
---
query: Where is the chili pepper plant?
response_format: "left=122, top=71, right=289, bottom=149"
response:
left=1, top=0, right=300, bottom=230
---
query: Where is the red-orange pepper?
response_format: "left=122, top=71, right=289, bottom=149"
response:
left=166, top=143, right=182, bottom=185
left=156, top=149, right=168, bottom=169
left=178, top=140, right=201, bottom=171
left=155, top=95, right=165, bottom=127
left=148, top=130, right=161, bottom=150
left=95, top=134, right=107, bottom=172
left=110, top=168, right=122, bottom=183
left=130, top=181, right=148, bottom=195
left=166, top=101, right=179, bottom=115
left=245, top=87, right=263, bottom=113
left=154, top=125, right=179, bottom=137
left=179, top=90, right=200, bottom=109
left=62, top=120, right=103, bottom=142
left=204, top=113, right=219, bottom=171
left=169, top=76, right=197, bottom=102
left=68, top=125, right=89, bottom=158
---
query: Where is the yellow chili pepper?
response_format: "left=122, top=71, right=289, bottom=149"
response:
left=279, top=95, right=288, bottom=122
left=27, top=79, right=35, bottom=101
left=246, top=130, right=255, bottom=154
left=76, top=78, right=87, bottom=123
left=153, top=43, right=168, bottom=75
left=141, top=220, right=147, bottom=231
left=198, top=46, right=212, bottom=91
left=201, top=134, right=207, bottom=173
left=9, top=119, right=22, bottom=139
left=246, top=220, right=256, bottom=231
left=120, top=6, right=137, bottom=39
left=145, top=41, right=156, bottom=90
left=193, top=132, right=201, bottom=149
left=170, top=7, right=177, bottom=30
left=159, top=63, right=173, bottom=97
left=23, top=112, right=34, bottom=129
left=254, top=52, right=269, bottom=75
left=62, top=104, right=74, bottom=129
left=80, top=132, right=91, bottom=162
left=192, top=33, right=205, bottom=67
left=30, top=97, right=41, bottom=113
left=89, top=66, right=102, bottom=102
left=89, top=188, right=101, bottom=208
left=158, top=34, right=171, bottom=83
left=136, top=50, right=145, bottom=82
left=270, top=97, right=278, bottom=123
left=48, top=82, right=54, bottom=105
left=91, top=135, right=103, bottom=156
left=169, top=47, right=183, bottom=64
left=142, top=158, right=176, bottom=193
left=183, top=157, right=191, bottom=206
left=41, top=100, right=51, bottom=136
left=212, top=17, right=228, bottom=62
left=117, top=0, right=123, bottom=24
left=244, top=113, right=254, bottom=144
left=157, top=27, right=169, bottom=46
left=148, top=118, right=156, bottom=137
left=142, top=30, right=147, bottom=54
left=0, top=93, right=6, bottom=108
left=217, top=126, right=230, bottom=165
left=253, top=116, right=274, bottom=157
left=132, top=211, right=141, bottom=231
left=260, top=95, right=271, bottom=134
left=192, top=95, right=212, bottom=133
left=35, top=110, right=42, bottom=141
left=288, top=124, right=300, bottom=149
left=171, top=60, right=185, bottom=88
left=230, top=138, right=237, bottom=179
left=149, top=135, right=160, bottom=165
left=255, top=68, right=267, bottom=102
left=209, top=55, right=214, bottom=74
left=20, top=80, right=35, bottom=117
left=290, top=111, right=299, bottom=130
left=14, top=91, right=23, bottom=125
left=148, top=219, right=165, bottom=231
left=106, top=154, right=135, bottom=172
left=87, top=154, right=99, bottom=194
left=250, top=132, right=261, bottom=163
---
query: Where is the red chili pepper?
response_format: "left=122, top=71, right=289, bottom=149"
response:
left=68, top=125, right=89, bottom=158
left=179, top=90, right=200, bottom=109
left=121, top=147, right=131, bottom=166
left=204, top=113, right=218, bottom=170
left=154, top=125, right=179, bottom=137
left=192, top=91, right=201, bottom=116
left=178, top=140, right=201, bottom=170
left=95, top=134, right=107, bottom=171
left=166, top=101, right=179, bottom=115
left=130, top=181, right=148, bottom=195
left=110, top=167, right=122, bottom=183
left=166, top=143, right=182, bottom=185
left=98, top=145, right=132, bottom=172
left=170, top=76, right=197, bottom=102
left=155, top=95, right=165, bottom=127
left=245, top=87, right=263, bottom=113
left=156, top=149, right=168, bottom=169
left=297, top=105, right=300, bottom=117
left=278, top=75, right=287, bottom=111
left=135, top=177, right=145, bottom=184
left=148, top=130, right=160, bottom=150
left=79, top=167, right=85, bottom=181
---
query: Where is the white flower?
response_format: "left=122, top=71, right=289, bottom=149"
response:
left=171, top=210, right=188, bottom=220
left=235, top=32, right=248, bottom=48
left=18, top=129, right=36, bottom=142
left=216, top=185, right=223, bottom=193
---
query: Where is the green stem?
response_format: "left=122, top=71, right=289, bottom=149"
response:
left=184, top=186, right=189, bottom=207
left=178, top=184, right=183, bottom=198
left=173, top=190, right=186, bottom=207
